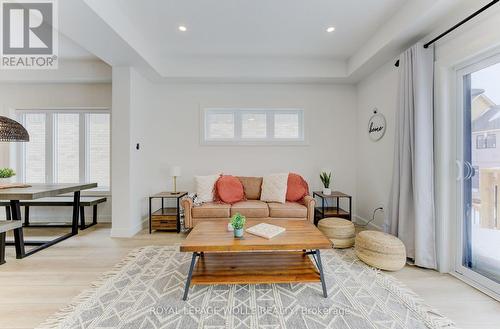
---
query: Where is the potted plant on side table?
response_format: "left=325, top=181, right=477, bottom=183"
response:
left=231, top=213, right=246, bottom=238
left=320, top=171, right=332, bottom=195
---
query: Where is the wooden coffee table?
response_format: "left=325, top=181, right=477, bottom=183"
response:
left=180, top=219, right=332, bottom=300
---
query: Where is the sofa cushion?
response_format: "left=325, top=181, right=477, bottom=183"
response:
left=192, top=202, right=230, bottom=218
left=237, top=176, right=263, bottom=200
left=260, top=173, right=288, bottom=204
left=195, top=174, right=220, bottom=203
left=215, top=175, right=245, bottom=204
left=268, top=202, right=307, bottom=218
left=231, top=200, right=269, bottom=218
left=286, top=173, right=309, bottom=202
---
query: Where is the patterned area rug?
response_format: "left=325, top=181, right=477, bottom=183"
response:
left=38, top=246, right=456, bottom=329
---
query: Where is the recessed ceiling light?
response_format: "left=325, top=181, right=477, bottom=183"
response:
left=178, top=25, right=187, bottom=32
left=326, top=26, right=335, bottom=33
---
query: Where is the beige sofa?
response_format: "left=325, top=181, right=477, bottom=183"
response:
left=182, top=176, right=315, bottom=229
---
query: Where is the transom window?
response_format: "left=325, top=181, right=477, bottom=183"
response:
left=203, top=108, right=304, bottom=144
left=17, top=110, right=111, bottom=191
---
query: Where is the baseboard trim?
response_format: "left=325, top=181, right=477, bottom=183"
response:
left=110, top=216, right=148, bottom=237
left=353, top=215, right=383, bottom=231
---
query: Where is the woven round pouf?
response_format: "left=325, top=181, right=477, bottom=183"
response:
left=318, top=218, right=355, bottom=248
left=355, top=231, right=406, bottom=271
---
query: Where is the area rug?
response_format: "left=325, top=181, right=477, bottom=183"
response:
left=37, top=246, right=456, bottom=329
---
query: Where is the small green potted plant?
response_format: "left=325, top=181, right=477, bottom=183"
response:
left=320, top=171, right=332, bottom=195
left=231, top=212, right=246, bottom=238
left=0, top=168, right=16, bottom=183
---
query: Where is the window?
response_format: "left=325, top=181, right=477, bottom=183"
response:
left=206, top=111, right=234, bottom=139
left=23, top=113, right=46, bottom=183
left=486, top=133, right=496, bottom=148
left=476, top=133, right=496, bottom=149
left=476, top=135, right=486, bottom=149
left=55, top=113, right=80, bottom=183
left=203, top=108, right=304, bottom=144
left=88, top=114, right=111, bottom=188
left=18, top=110, right=111, bottom=191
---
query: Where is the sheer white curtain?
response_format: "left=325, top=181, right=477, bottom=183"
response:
left=385, top=42, right=437, bottom=269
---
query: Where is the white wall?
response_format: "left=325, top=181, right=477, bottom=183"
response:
left=0, top=82, right=112, bottom=222
left=355, top=62, right=398, bottom=228
left=111, top=67, right=157, bottom=236
left=149, top=83, right=357, bottom=191
left=110, top=77, right=358, bottom=236
left=110, top=67, right=133, bottom=236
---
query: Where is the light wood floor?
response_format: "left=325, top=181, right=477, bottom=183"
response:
left=1, top=224, right=499, bottom=329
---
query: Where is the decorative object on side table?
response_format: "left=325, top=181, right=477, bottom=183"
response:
left=319, top=171, right=332, bottom=195
left=149, top=191, right=187, bottom=233
left=230, top=212, right=246, bottom=238
left=313, top=190, right=352, bottom=224
left=169, top=166, right=182, bottom=194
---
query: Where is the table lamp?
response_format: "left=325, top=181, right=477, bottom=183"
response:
left=169, top=166, right=181, bottom=194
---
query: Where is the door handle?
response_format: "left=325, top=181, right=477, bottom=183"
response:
left=469, top=165, right=476, bottom=180
left=457, top=160, right=474, bottom=181
left=464, top=161, right=474, bottom=180
left=456, top=160, right=463, bottom=181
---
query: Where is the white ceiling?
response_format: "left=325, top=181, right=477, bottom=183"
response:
left=59, top=33, right=97, bottom=60
left=57, top=0, right=495, bottom=82
left=115, top=0, right=407, bottom=60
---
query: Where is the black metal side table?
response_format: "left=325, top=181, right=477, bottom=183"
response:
left=313, top=191, right=352, bottom=225
left=149, top=192, right=187, bottom=233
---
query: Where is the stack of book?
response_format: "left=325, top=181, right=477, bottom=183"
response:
left=246, top=223, right=286, bottom=239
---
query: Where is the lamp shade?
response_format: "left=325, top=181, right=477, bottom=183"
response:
left=169, top=166, right=181, bottom=177
left=0, top=116, right=29, bottom=142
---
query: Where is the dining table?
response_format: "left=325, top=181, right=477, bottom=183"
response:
left=0, top=183, right=97, bottom=258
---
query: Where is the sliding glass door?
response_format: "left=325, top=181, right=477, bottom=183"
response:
left=457, top=54, right=500, bottom=297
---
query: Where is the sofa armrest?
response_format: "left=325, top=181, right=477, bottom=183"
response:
left=303, top=195, right=315, bottom=223
left=181, top=198, right=194, bottom=229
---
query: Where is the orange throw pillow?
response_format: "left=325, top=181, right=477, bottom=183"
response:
left=286, top=173, right=309, bottom=202
left=215, top=175, right=245, bottom=204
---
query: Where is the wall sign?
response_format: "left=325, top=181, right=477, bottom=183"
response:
left=368, top=109, right=386, bottom=141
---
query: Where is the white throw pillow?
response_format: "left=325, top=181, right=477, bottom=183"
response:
left=195, top=174, right=220, bottom=203
left=260, top=173, right=288, bottom=204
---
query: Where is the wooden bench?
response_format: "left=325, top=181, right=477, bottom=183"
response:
left=1, top=196, right=107, bottom=230
left=0, top=220, right=23, bottom=265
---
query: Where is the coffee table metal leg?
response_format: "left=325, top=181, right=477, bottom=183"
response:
left=315, top=249, right=328, bottom=298
left=306, top=249, right=327, bottom=298
left=183, top=252, right=199, bottom=301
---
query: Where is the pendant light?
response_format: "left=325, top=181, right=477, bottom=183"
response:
left=0, top=116, right=30, bottom=142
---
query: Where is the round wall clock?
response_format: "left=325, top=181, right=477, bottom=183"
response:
left=368, top=109, right=386, bottom=141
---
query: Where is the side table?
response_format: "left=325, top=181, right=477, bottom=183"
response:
left=313, top=191, right=352, bottom=224
left=149, top=192, right=187, bottom=233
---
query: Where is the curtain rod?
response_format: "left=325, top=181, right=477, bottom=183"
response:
left=395, top=0, right=499, bottom=67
